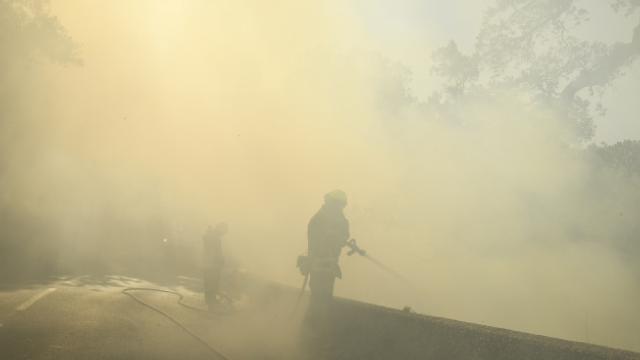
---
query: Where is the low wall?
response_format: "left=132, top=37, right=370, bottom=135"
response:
left=241, top=275, right=639, bottom=360
left=330, top=298, right=639, bottom=360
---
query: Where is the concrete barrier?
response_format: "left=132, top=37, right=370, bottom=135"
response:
left=330, top=298, right=639, bottom=360
left=240, top=275, right=640, bottom=360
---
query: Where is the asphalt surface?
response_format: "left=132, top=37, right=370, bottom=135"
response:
left=2, top=275, right=637, bottom=360
left=0, top=275, right=302, bottom=360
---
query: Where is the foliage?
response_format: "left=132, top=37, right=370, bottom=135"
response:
left=0, top=0, right=80, bottom=67
left=0, top=0, right=79, bottom=281
left=430, top=0, right=640, bottom=141
left=588, top=139, right=640, bottom=177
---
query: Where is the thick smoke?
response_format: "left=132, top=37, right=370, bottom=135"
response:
left=1, top=0, right=638, bottom=352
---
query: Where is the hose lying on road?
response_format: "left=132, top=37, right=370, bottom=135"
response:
left=121, top=287, right=232, bottom=360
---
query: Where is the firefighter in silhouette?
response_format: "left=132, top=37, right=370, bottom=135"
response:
left=305, top=190, right=350, bottom=335
left=203, top=222, right=228, bottom=309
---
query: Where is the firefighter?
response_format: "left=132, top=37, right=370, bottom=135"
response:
left=305, top=190, right=350, bottom=336
left=202, top=222, right=228, bottom=310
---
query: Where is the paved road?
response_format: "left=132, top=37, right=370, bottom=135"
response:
left=2, top=275, right=638, bottom=360
left=0, top=275, right=302, bottom=360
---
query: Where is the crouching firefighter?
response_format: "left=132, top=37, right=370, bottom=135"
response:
left=299, top=190, right=350, bottom=338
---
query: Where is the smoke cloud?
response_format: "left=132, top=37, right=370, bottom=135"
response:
left=1, top=0, right=638, bottom=352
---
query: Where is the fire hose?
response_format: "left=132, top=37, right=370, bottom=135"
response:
left=122, top=287, right=233, bottom=360
left=292, top=238, right=411, bottom=315
left=345, top=239, right=411, bottom=283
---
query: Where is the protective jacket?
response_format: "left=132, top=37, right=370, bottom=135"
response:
left=307, top=204, right=349, bottom=277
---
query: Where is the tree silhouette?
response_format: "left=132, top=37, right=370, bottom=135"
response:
left=589, top=140, right=640, bottom=176
left=430, top=0, right=640, bottom=141
left=0, top=0, right=79, bottom=281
